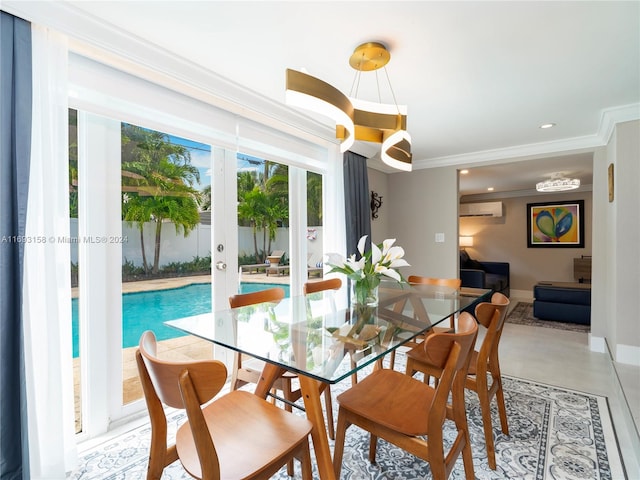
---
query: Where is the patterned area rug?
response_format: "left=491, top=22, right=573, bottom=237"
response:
left=506, top=302, right=590, bottom=333
left=69, top=366, right=623, bottom=479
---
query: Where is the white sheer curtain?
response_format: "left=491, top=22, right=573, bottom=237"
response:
left=322, top=145, right=348, bottom=306
left=23, top=25, right=77, bottom=477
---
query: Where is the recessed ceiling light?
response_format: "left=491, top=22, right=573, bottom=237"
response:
left=487, top=187, right=494, bottom=191
left=460, top=169, right=469, bottom=174
left=540, top=123, right=556, bottom=129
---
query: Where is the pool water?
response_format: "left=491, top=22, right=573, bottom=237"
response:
left=71, top=282, right=290, bottom=357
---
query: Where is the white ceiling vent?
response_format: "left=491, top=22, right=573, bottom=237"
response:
left=459, top=202, right=503, bottom=217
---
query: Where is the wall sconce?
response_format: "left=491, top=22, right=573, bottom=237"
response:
left=459, top=236, right=474, bottom=249
left=371, top=191, right=383, bottom=219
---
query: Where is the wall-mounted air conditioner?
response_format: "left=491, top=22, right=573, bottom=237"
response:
left=459, top=201, right=503, bottom=217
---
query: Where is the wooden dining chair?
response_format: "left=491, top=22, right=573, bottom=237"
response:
left=302, top=277, right=342, bottom=295
left=405, top=291, right=511, bottom=470
left=383, top=275, right=462, bottom=370
left=408, top=275, right=461, bottom=333
left=229, top=286, right=335, bottom=449
left=136, top=330, right=313, bottom=480
left=332, top=312, right=478, bottom=480
left=228, top=287, right=288, bottom=393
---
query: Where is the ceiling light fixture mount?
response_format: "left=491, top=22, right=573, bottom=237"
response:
left=286, top=41, right=412, bottom=171
left=536, top=172, right=580, bottom=192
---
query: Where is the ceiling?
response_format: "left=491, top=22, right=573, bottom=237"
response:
left=26, top=1, right=640, bottom=195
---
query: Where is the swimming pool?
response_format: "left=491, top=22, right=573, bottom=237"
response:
left=71, top=282, right=290, bottom=357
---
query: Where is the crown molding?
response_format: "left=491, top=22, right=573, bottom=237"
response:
left=413, top=134, right=603, bottom=171
left=596, top=103, right=640, bottom=145
left=411, top=103, right=640, bottom=171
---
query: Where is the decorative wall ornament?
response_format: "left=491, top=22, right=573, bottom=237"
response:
left=370, top=191, right=383, bottom=219
left=527, top=200, right=585, bottom=248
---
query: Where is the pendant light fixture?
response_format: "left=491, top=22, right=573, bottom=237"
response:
left=536, top=172, right=581, bottom=192
left=286, top=42, right=412, bottom=171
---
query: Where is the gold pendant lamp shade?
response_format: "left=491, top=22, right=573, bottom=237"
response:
left=285, top=42, right=412, bottom=171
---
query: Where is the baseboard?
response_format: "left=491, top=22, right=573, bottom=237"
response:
left=509, top=289, right=533, bottom=301
left=616, top=343, right=640, bottom=366
left=589, top=335, right=606, bottom=353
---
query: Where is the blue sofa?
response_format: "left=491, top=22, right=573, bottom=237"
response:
left=459, top=250, right=510, bottom=297
left=533, top=283, right=591, bottom=325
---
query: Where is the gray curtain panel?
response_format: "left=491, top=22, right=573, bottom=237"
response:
left=0, top=11, right=32, bottom=479
left=343, top=150, right=372, bottom=256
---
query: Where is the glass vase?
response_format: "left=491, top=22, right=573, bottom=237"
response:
left=350, top=282, right=379, bottom=308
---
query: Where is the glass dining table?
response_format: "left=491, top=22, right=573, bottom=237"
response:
left=166, top=280, right=491, bottom=480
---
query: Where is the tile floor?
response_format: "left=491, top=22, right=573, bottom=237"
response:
left=75, top=289, right=640, bottom=478
left=498, top=294, right=640, bottom=478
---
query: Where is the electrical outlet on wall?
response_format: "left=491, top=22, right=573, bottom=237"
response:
left=435, top=233, right=445, bottom=243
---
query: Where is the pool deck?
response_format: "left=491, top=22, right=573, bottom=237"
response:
left=75, top=270, right=317, bottom=432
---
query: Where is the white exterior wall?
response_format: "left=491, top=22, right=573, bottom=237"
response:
left=69, top=219, right=325, bottom=268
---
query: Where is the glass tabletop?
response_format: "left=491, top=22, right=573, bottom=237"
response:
left=165, top=282, right=491, bottom=384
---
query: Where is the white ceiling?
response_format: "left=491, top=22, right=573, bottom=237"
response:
left=20, top=1, right=640, bottom=195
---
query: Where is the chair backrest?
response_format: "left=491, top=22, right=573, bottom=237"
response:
left=303, top=278, right=342, bottom=295
left=137, top=330, right=228, bottom=409
left=407, top=275, right=461, bottom=289
left=229, top=287, right=285, bottom=308
left=178, top=369, right=221, bottom=478
left=473, top=292, right=510, bottom=375
left=422, top=312, right=478, bottom=422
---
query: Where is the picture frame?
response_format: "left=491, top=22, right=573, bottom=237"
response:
left=527, top=200, right=585, bottom=248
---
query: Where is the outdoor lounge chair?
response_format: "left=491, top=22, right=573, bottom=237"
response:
left=307, top=254, right=323, bottom=278
left=240, top=250, right=285, bottom=274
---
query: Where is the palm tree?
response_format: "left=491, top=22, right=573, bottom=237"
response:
left=199, top=185, right=211, bottom=211
left=237, top=160, right=290, bottom=262
left=121, top=125, right=201, bottom=274
left=307, top=172, right=322, bottom=226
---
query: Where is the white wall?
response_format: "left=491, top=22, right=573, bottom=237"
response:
left=606, top=120, right=640, bottom=364
left=367, top=167, right=391, bottom=242
left=70, top=220, right=325, bottom=269
left=387, top=166, right=459, bottom=279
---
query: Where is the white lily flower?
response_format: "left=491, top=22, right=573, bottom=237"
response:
left=389, top=258, right=410, bottom=268
left=371, top=243, right=382, bottom=265
left=325, top=236, right=409, bottom=289
left=380, top=267, right=401, bottom=282
left=325, top=253, right=346, bottom=268
left=381, top=238, right=396, bottom=256
left=346, top=256, right=365, bottom=272
left=357, top=235, right=368, bottom=256
left=383, top=245, right=405, bottom=263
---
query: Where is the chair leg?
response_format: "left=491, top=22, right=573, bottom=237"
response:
left=387, top=349, right=396, bottom=370
left=477, top=386, right=497, bottom=470
left=495, top=377, right=509, bottom=435
left=283, top=381, right=296, bottom=477
left=332, top=411, right=349, bottom=479
left=230, top=352, right=241, bottom=391
left=368, top=434, right=378, bottom=464
left=298, top=440, right=313, bottom=480
left=427, top=431, right=446, bottom=480
left=323, top=385, right=335, bottom=440
left=461, top=426, right=475, bottom=480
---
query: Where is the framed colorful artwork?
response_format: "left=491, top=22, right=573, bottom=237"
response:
left=527, top=200, right=585, bottom=248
